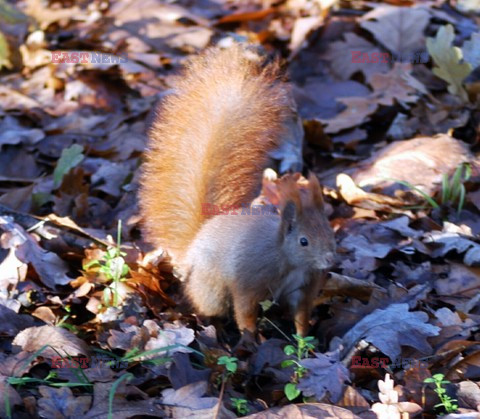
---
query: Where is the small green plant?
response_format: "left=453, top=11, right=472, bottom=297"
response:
left=440, top=163, right=471, bottom=213
left=424, top=373, right=458, bottom=414
left=217, top=355, right=238, bottom=375
left=84, top=220, right=129, bottom=307
left=230, top=397, right=249, bottom=416
left=215, top=356, right=239, bottom=417
left=394, top=163, right=471, bottom=215
left=281, top=334, right=316, bottom=401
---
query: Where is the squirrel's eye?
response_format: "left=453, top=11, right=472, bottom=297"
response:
left=300, top=237, right=309, bottom=247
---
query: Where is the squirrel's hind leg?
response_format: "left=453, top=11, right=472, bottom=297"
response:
left=184, top=264, right=230, bottom=318
left=232, top=291, right=259, bottom=334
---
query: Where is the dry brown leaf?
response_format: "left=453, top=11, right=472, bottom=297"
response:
left=337, top=173, right=410, bottom=211
left=13, top=325, right=90, bottom=358
left=322, top=97, right=378, bottom=134
left=352, top=134, right=472, bottom=195
left=361, top=5, right=430, bottom=56
left=247, top=403, right=362, bottom=418
left=38, top=386, right=91, bottom=418
left=324, top=32, right=389, bottom=81
left=370, top=63, right=421, bottom=106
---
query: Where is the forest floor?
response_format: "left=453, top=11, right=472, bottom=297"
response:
left=0, top=0, right=480, bottom=417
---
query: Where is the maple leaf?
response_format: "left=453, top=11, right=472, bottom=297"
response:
left=341, top=303, right=440, bottom=360
left=426, top=24, right=472, bottom=101
left=361, top=5, right=430, bottom=57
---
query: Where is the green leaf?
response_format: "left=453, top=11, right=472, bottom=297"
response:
left=391, top=179, right=440, bottom=209
left=458, top=184, right=466, bottom=214
left=0, top=31, right=12, bottom=70
left=226, top=362, right=237, bottom=373
left=284, top=345, right=295, bottom=356
left=217, top=356, right=238, bottom=373
left=284, top=383, right=301, bottom=401
left=281, top=360, right=295, bottom=368
left=426, top=24, right=472, bottom=101
left=441, top=173, right=449, bottom=204
left=259, top=299, right=273, bottom=311
left=53, top=144, right=85, bottom=187
left=108, top=373, right=133, bottom=419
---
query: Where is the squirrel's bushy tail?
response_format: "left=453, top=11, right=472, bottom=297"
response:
left=139, top=45, right=290, bottom=259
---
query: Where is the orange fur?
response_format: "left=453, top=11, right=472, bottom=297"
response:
left=139, top=45, right=289, bottom=260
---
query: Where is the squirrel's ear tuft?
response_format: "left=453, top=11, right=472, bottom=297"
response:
left=278, top=173, right=302, bottom=213
left=308, top=173, right=324, bottom=209
left=281, top=200, right=296, bottom=233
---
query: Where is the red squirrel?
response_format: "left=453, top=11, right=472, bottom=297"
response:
left=140, top=45, right=336, bottom=337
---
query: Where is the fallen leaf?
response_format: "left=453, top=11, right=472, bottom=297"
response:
left=294, top=79, right=370, bottom=120
left=162, top=381, right=234, bottom=418
left=0, top=115, right=44, bottom=149
left=13, top=325, right=90, bottom=358
left=426, top=24, right=472, bottom=101
left=322, top=97, right=378, bottom=134
left=462, top=32, right=480, bottom=69
left=143, top=320, right=194, bottom=358
left=352, top=134, right=471, bottom=195
left=81, top=381, right=163, bottom=418
left=0, top=31, right=12, bottom=70
left=341, top=303, right=440, bottom=360
left=434, top=263, right=480, bottom=297
left=297, top=350, right=350, bottom=403
left=361, top=5, right=430, bottom=57
left=168, top=353, right=211, bottom=390
left=247, top=403, right=362, bottom=418
left=90, top=161, right=129, bottom=197
left=323, top=272, right=384, bottom=302
left=0, top=216, right=72, bottom=288
left=38, top=386, right=91, bottom=418
left=369, top=63, right=421, bottom=106
left=457, top=381, right=480, bottom=410
left=424, top=223, right=480, bottom=267
left=53, top=144, right=84, bottom=188
left=324, top=32, right=389, bottom=81
left=0, top=304, right=37, bottom=336
left=289, top=15, right=324, bottom=58
left=0, top=247, right=27, bottom=290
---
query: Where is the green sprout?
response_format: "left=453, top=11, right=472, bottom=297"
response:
left=281, top=334, right=316, bottom=401
left=424, top=373, right=458, bottom=414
